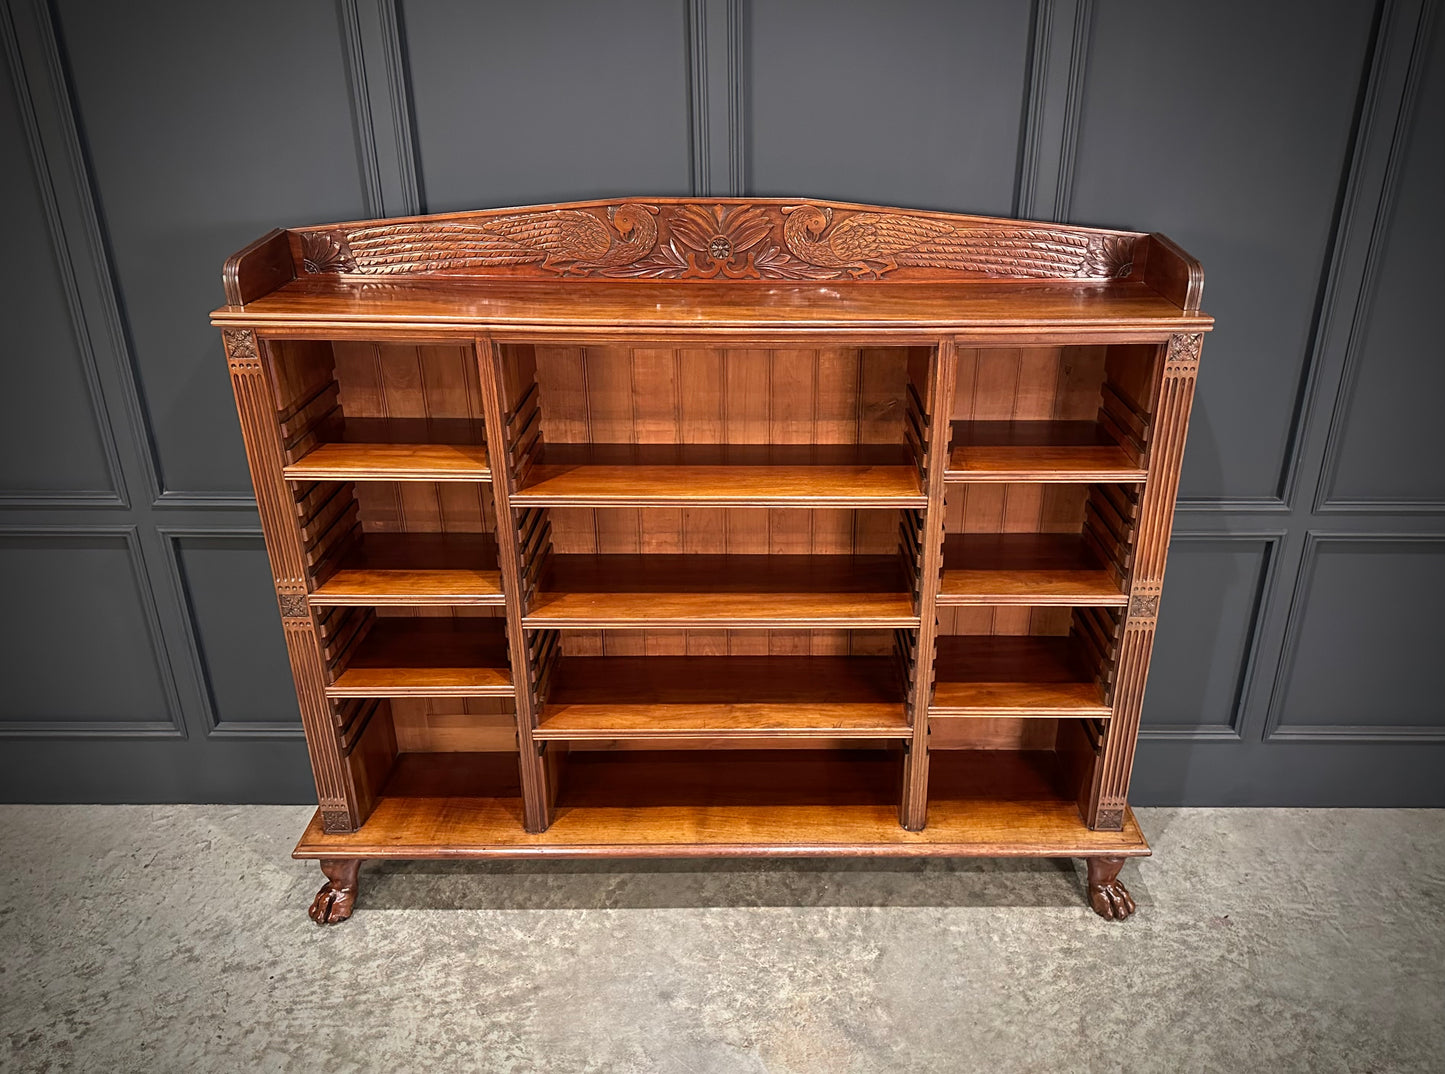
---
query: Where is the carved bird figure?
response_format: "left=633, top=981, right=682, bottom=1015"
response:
left=341, top=204, right=659, bottom=275
left=782, top=204, right=1129, bottom=279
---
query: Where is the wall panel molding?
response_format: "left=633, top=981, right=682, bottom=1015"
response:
left=338, top=0, right=422, bottom=218
left=1138, top=532, right=1284, bottom=742
left=1313, top=0, right=1443, bottom=514
left=1015, top=0, right=1091, bottom=221
left=687, top=0, right=746, bottom=196
left=0, top=525, right=185, bottom=737
left=1, top=0, right=127, bottom=508
left=156, top=527, right=305, bottom=739
left=1264, top=531, right=1445, bottom=743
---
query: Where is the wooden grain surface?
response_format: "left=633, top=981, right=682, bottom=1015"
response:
left=215, top=277, right=1209, bottom=336
left=534, top=655, right=909, bottom=739
left=937, top=534, right=1127, bottom=605
left=526, top=554, right=918, bottom=628
left=946, top=420, right=1145, bottom=482
left=931, top=636, right=1110, bottom=717
left=512, top=443, right=924, bottom=507
left=326, top=618, right=512, bottom=698
left=310, top=533, right=503, bottom=605
left=293, top=749, right=1149, bottom=858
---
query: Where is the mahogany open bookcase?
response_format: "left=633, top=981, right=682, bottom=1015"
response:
left=212, top=198, right=1211, bottom=923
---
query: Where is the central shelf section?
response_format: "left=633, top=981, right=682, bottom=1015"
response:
left=525, top=554, right=918, bottom=629
left=533, top=655, right=910, bottom=740
left=511, top=443, right=925, bottom=508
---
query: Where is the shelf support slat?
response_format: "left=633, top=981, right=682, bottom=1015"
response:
left=476, top=338, right=553, bottom=833
left=901, top=341, right=956, bottom=831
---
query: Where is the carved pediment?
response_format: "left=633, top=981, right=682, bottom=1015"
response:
left=287, top=199, right=1143, bottom=284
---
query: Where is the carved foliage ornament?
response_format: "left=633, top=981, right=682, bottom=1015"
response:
left=1165, top=333, right=1203, bottom=374
left=296, top=203, right=1139, bottom=282
left=222, top=328, right=257, bottom=363
left=1128, top=593, right=1160, bottom=620
left=277, top=591, right=310, bottom=618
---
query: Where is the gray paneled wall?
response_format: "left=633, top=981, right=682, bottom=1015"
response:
left=1, top=0, right=1440, bottom=805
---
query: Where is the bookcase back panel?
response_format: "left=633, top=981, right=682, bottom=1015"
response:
left=533, top=345, right=918, bottom=445
left=331, top=342, right=487, bottom=421
left=944, top=484, right=1088, bottom=534
left=952, top=347, right=1106, bottom=421
left=390, top=697, right=517, bottom=753
left=545, top=506, right=901, bottom=555
left=354, top=482, right=496, bottom=534
left=557, top=627, right=897, bottom=658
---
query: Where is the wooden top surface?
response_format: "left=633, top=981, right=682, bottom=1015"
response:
left=214, top=276, right=1211, bottom=336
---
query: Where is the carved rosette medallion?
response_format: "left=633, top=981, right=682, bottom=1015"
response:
left=1129, top=593, right=1159, bottom=619
left=320, top=809, right=354, bottom=834
left=1165, top=333, right=1203, bottom=375
left=277, top=590, right=310, bottom=619
left=1094, top=808, right=1125, bottom=832
left=297, top=202, right=1143, bottom=283
left=222, top=329, right=259, bottom=371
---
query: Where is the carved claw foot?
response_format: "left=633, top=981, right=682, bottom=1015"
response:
left=308, top=859, right=361, bottom=925
left=1085, top=856, right=1136, bottom=920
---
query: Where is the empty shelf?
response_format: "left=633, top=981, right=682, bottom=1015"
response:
left=524, top=554, right=919, bottom=628
left=511, top=444, right=925, bottom=507
left=284, top=418, right=490, bottom=481
left=931, top=636, right=1109, bottom=717
left=938, top=534, right=1127, bottom=606
left=294, top=749, right=1148, bottom=858
left=326, top=618, right=512, bottom=697
left=946, top=421, right=1145, bottom=482
left=534, top=656, right=910, bottom=740
left=310, top=534, right=504, bottom=606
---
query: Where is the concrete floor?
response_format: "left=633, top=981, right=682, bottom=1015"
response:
left=0, top=807, right=1441, bottom=1073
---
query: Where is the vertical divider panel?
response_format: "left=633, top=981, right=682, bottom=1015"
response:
left=474, top=338, right=551, bottom=832
left=901, top=341, right=955, bottom=830
left=1083, top=333, right=1203, bottom=829
left=223, top=330, right=367, bottom=833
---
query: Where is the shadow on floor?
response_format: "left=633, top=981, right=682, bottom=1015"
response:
left=347, top=855, right=1136, bottom=912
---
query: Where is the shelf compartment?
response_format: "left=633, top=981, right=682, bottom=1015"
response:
left=945, top=421, right=1145, bottom=483
left=294, top=749, right=1148, bottom=858
left=310, top=534, right=504, bottom=606
left=284, top=419, right=490, bottom=481
left=931, top=636, right=1109, bottom=717
left=326, top=618, right=513, bottom=698
left=524, top=554, right=919, bottom=628
left=510, top=444, right=925, bottom=508
left=938, top=534, right=1127, bottom=606
left=534, top=656, right=910, bottom=740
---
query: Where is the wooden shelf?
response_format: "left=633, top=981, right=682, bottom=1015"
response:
left=284, top=419, right=490, bottom=481
left=294, top=749, right=1148, bottom=858
left=932, top=636, right=1109, bottom=717
left=534, top=656, right=910, bottom=740
left=946, top=421, right=1145, bottom=482
left=310, top=534, right=504, bottom=606
left=938, top=534, right=1127, bottom=606
left=511, top=444, right=925, bottom=508
left=525, top=554, right=918, bottom=628
left=326, top=618, right=512, bottom=698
